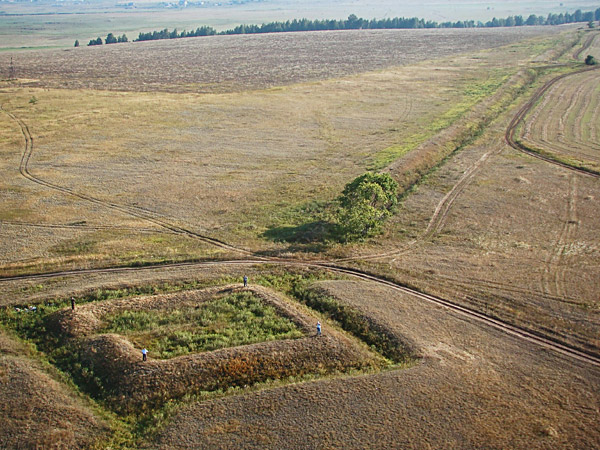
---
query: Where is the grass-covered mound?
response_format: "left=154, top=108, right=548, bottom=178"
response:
left=43, top=285, right=384, bottom=412
left=0, top=330, right=109, bottom=449
left=100, top=291, right=303, bottom=359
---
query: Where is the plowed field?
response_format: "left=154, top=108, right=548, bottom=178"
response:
left=519, top=67, right=600, bottom=172
left=0, top=27, right=564, bottom=93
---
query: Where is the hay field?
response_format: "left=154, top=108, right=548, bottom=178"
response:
left=1, top=23, right=599, bottom=450
left=518, top=67, right=600, bottom=172
left=0, top=27, right=576, bottom=275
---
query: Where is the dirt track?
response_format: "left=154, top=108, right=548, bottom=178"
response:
left=1, top=106, right=255, bottom=256
left=505, top=65, right=600, bottom=176
left=1, top=59, right=599, bottom=367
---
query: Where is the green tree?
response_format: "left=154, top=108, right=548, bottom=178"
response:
left=337, top=172, right=398, bottom=241
left=88, top=37, right=103, bottom=46
left=74, top=39, right=79, bottom=47
left=585, top=54, right=597, bottom=65
left=105, top=33, right=117, bottom=44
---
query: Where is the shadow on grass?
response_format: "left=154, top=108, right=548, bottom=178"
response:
left=260, top=221, right=341, bottom=255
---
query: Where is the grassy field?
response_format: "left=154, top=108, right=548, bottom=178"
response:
left=100, top=291, right=304, bottom=358
left=0, top=27, right=576, bottom=275
left=0, top=21, right=599, bottom=450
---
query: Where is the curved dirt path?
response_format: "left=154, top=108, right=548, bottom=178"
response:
left=573, top=32, right=599, bottom=60
left=331, top=139, right=507, bottom=265
left=1, top=258, right=599, bottom=368
left=3, top=38, right=600, bottom=371
left=505, top=66, right=600, bottom=177
left=1, top=106, right=256, bottom=258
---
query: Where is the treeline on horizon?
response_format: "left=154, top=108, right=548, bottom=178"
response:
left=133, top=8, right=600, bottom=42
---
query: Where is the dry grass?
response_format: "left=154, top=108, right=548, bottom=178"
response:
left=152, top=280, right=600, bottom=449
left=346, top=66, right=600, bottom=356
left=0, top=28, right=574, bottom=274
left=47, top=285, right=384, bottom=411
left=519, top=66, right=600, bottom=172
left=0, top=23, right=599, bottom=450
left=0, top=329, right=109, bottom=449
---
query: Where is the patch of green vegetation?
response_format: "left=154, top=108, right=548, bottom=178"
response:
left=367, top=132, right=428, bottom=172
left=368, top=73, right=510, bottom=171
left=291, top=282, right=412, bottom=364
left=50, top=238, right=96, bottom=256
left=0, top=269, right=413, bottom=448
left=260, top=199, right=339, bottom=246
left=430, top=73, right=509, bottom=131
left=101, top=291, right=303, bottom=359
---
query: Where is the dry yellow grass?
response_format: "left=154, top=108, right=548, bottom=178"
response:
left=1, top=24, right=599, bottom=450
left=0, top=329, right=109, bottom=449
left=153, top=280, right=600, bottom=449
left=0, top=28, right=575, bottom=274
left=519, top=67, right=600, bottom=172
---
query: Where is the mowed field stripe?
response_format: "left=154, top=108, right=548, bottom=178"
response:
left=505, top=65, right=600, bottom=177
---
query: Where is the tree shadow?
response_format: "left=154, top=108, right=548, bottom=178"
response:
left=260, top=221, right=341, bottom=255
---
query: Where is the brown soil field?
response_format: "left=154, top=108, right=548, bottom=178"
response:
left=0, top=27, right=567, bottom=93
left=0, top=329, right=109, bottom=449
left=1, top=24, right=599, bottom=450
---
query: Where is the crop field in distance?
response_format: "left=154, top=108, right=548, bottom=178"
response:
left=0, top=4, right=599, bottom=449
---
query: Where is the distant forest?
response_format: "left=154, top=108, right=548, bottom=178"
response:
left=132, top=8, right=600, bottom=42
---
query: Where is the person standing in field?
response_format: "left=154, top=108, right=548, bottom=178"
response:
left=316, top=321, right=322, bottom=336
left=243, top=275, right=248, bottom=287
left=71, top=297, right=75, bottom=311
left=142, top=348, right=148, bottom=361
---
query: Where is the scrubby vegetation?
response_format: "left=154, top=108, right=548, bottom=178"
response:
left=0, top=273, right=409, bottom=422
left=101, top=291, right=303, bottom=359
left=337, top=173, right=399, bottom=241
left=292, top=283, right=412, bottom=363
left=585, top=54, right=597, bottom=65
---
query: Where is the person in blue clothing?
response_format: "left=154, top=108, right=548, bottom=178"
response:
left=243, top=275, right=248, bottom=287
left=142, top=348, right=148, bottom=361
left=316, top=321, right=322, bottom=336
